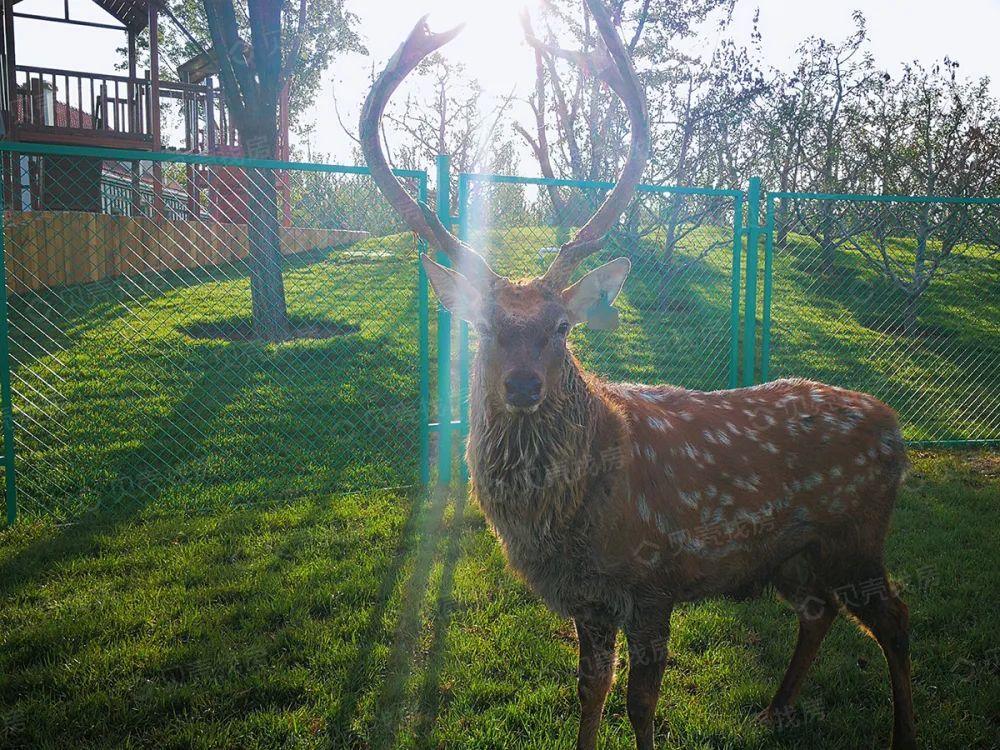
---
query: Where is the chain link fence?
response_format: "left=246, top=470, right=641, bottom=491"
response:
left=762, top=193, right=1000, bottom=444
left=0, top=143, right=997, bottom=520
left=1, top=144, right=427, bottom=520
left=457, top=174, right=745, bottom=391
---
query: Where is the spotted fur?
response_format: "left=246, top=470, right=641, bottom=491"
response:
left=468, top=343, right=915, bottom=749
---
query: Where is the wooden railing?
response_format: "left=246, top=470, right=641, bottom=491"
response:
left=8, top=66, right=239, bottom=153
left=12, top=65, right=153, bottom=146
left=159, top=78, right=237, bottom=153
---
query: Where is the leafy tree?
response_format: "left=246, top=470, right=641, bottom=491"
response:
left=333, top=51, right=519, bottom=245
left=853, top=60, right=1000, bottom=332
left=125, top=0, right=362, bottom=128
left=519, top=0, right=763, bottom=264
left=201, top=0, right=359, bottom=341
left=380, top=54, right=516, bottom=175
left=777, top=12, right=876, bottom=273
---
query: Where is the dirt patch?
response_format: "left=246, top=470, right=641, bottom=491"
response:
left=181, top=319, right=360, bottom=342
left=963, top=452, right=1000, bottom=479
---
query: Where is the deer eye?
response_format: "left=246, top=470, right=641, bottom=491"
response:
left=555, top=320, right=570, bottom=337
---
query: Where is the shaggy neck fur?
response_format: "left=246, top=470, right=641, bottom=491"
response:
left=467, top=350, right=611, bottom=553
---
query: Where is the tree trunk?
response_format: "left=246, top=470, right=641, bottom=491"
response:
left=901, top=291, right=920, bottom=335
left=662, top=122, right=694, bottom=265
left=662, top=192, right=683, bottom=266
left=900, top=208, right=930, bottom=336
left=819, top=200, right=837, bottom=275
left=244, top=128, right=290, bottom=342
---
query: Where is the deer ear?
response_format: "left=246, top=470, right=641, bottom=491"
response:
left=562, top=257, right=631, bottom=329
left=421, top=253, right=485, bottom=325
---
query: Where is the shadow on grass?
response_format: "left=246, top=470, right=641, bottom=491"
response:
left=571, top=249, right=737, bottom=390
left=6, top=230, right=423, bottom=522
left=5, top=243, right=346, bottom=367
left=322, top=485, right=466, bottom=750
left=0, top=352, right=248, bottom=603
left=0, top=329, right=423, bottom=625
left=412, top=488, right=467, bottom=750
left=0, top=453, right=996, bottom=748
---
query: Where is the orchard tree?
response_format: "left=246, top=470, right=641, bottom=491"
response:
left=146, top=0, right=363, bottom=126
left=518, top=0, right=766, bottom=264
left=333, top=52, right=519, bottom=240
left=853, top=60, right=1000, bottom=332
left=649, top=37, right=765, bottom=260
left=381, top=53, right=516, bottom=177
left=517, top=1, right=736, bottom=201
left=782, top=13, right=876, bottom=273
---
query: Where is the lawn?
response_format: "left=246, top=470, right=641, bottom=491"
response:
left=4, top=207, right=997, bottom=518
left=0, top=197, right=997, bottom=747
left=4, top=234, right=426, bottom=519
left=0, top=450, right=996, bottom=748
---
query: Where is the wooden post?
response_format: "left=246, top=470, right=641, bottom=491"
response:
left=130, top=161, right=140, bottom=217
left=3, top=0, right=16, bottom=122
left=205, top=77, right=217, bottom=217
left=2, top=0, right=18, bottom=209
left=28, top=77, right=42, bottom=125
left=182, top=71, right=197, bottom=217
left=127, top=28, right=137, bottom=133
left=205, top=78, right=217, bottom=151
left=99, top=82, right=109, bottom=129
left=127, top=21, right=140, bottom=215
left=148, top=1, right=164, bottom=217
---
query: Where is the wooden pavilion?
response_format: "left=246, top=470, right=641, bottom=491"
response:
left=0, top=0, right=290, bottom=217
left=0, top=0, right=242, bottom=152
left=0, top=0, right=358, bottom=295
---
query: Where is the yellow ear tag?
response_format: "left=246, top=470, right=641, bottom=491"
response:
left=586, top=290, right=620, bottom=331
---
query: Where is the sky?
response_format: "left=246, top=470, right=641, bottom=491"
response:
left=13, top=0, right=1000, bottom=170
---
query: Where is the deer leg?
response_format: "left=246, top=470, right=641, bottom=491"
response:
left=761, top=555, right=839, bottom=721
left=761, top=599, right=837, bottom=721
left=624, top=609, right=671, bottom=750
left=575, top=618, right=618, bottom=750
left=842, top=573, right=916, bottom=750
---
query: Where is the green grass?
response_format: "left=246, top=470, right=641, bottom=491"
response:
left=5, top=221, right=997, bottom=518
left=0, top=450, right=996, bottom=748
left=0, top=216, right=996, bottom=746
left=5, top=235, right=426, bottom=519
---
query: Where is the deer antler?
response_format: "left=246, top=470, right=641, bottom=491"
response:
left=524, top=0, right=651, bottom=289
left=359, top=16, right=499, bottom=286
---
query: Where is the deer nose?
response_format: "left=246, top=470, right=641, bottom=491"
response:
left=504, top=373, right=543, bottom=408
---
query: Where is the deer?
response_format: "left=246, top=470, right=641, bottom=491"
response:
left=359, top=3, right=916, bottom=749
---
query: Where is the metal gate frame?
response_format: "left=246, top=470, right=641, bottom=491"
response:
left=421, top=160, right=754, bottom=484
left=2, top=144, right=994, bottom=513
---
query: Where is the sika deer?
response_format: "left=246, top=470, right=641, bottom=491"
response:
left=360, top=3, right=916, bottom=748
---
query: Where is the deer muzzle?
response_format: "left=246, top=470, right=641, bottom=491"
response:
left=504, top=371, right=543, bottom=411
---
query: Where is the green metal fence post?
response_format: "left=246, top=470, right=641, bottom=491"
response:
left=728, top=195, right=744, bottom=389
left=760, top=196, right=776, bottom=383
left=0, top=176, right=17, bottom=524
left=742, top=176, right=762, bottom=387
left=417, top=173, right=431, bottom=486
left=456, top=174, right=471, bottom=483
left=435, top=154, right=453, bottom=486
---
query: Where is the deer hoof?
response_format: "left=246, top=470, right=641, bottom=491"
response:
left=755, top=707, right=778, bottom=726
